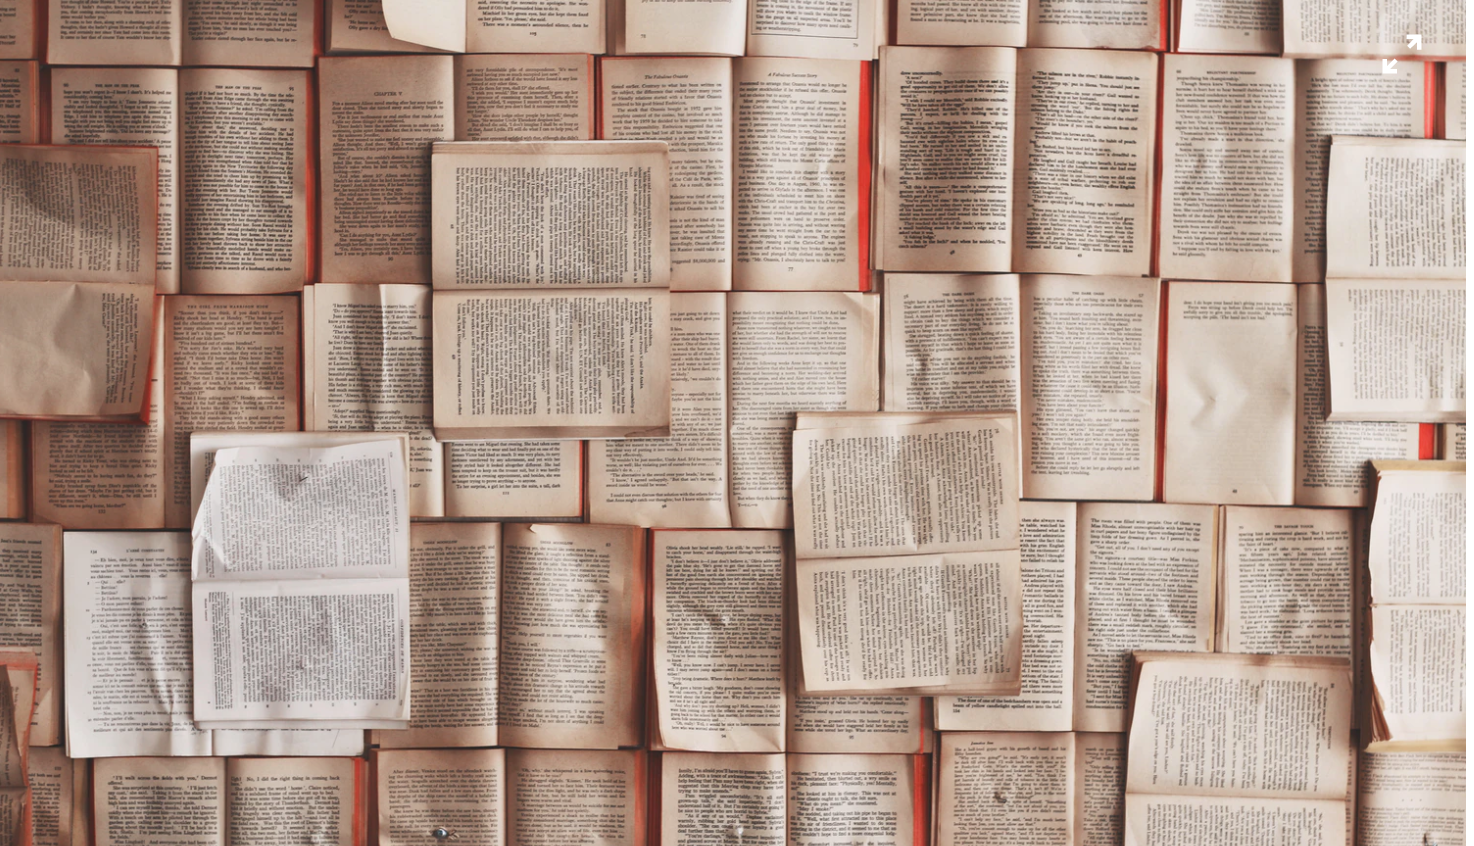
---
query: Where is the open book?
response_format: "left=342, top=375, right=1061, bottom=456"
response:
left=0, top=61, right=36, bottom=144
left=895, top=0, right=1163, bottom=47
left=0, top=1, right=36, bottom=60
left=613, top=0, right=887, bottom=58
left=0, top=524, right=60, bottom=748
left=47, top=0, right=317, bottom=66
left=377, top=0, right=606, bottom=53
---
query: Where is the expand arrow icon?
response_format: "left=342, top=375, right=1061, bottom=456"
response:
left=1407, top=33, right=1423, bottom=49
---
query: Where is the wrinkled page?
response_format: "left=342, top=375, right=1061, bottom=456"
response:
left=659, top=752, right=784, bottom=846
left=896, top=0, right=1025, bottom=45
left=0, top=524, right=59, bottom=746
left=1326, top=137, right=1466, bottom=280
left=882, top=274, right=1020, bottom=414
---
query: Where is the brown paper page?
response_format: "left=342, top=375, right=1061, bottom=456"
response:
left=0, top=524, right=59, bottom=746
left=443, top=440, right=583, bottom=518
left=377, top=748, right=506, bottom=846
left=26, top=746, right=71, bottom=846
left=506, top=749, right=643, bottom=846
left=0, top=2, right=34, bottom=60
left=226, top=758, right=357, bottom=846
left=0, top=62, right=37, bottom=144
left=1073, top=732, right=1126, bottom=846
left=455, top=53, right=594, bottom=142
left=48, top=0, right=180, bottom=65
left=1014, top=48, right=1157, bottom=276
left=94, top=757, right=225, bottom=846
left=1356, top=751, right=1466, bottom=845
left=319, top=55, right=455, bottom=284
left=881, top=274, right=1020, bottom=414
left=181, top=0, right=316, bottom=67
left=658, top=752, right=784, bottom=846
left=0, top=423, right=17, bottom=520
left=936, top=732, right=1074, bottom=846
left=787, top=754, right=915, bottom=846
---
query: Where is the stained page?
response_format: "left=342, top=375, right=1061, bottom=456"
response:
left=377, top=749, right=505, bottom=846
left=0, top=524, right=59, bottom=746
left=936, top=732, right=1074, bottom=846
left=456, top=53, right=594, bottom=142
left=1356, top=751, right=1466, bottom=846
left=881, top=274, right=1020, bottom=414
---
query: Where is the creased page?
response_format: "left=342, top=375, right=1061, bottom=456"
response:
left=182, top=0, right=316, bottom=67
left=456, top=54, right=594, bottom=142
left=319, top=56, right=455, bottom=284
left=93, top=758, right=225, bottom=846
left=26, top=747, right=71, bottom=846
left=226, top=758, right=357, bottom=846
left=1292, top=60, right=1424, bottom=283
left=378, top=749, right=505, bottom=846
left=466, top=0, right=604, bottom=53
left=47, top=0, right=180, bottom=65
left=659, top=752, right=784, bottom=846
left=1074, top=503, right=1216, bottom=733
left=0, top=3, right=33, bottom=60
left=732, top=58, right=867, bottom=291
left=622, top=0, right=745, bottom=55
left=787, top=754, right=915, bottom=846
left=937, top=732, right=1074, bottom=846
left=792, top=415, right=1020, bottom=559
left=938, top=501, right=1075, bottom=732
left=498, top=523, right=644, bottom=749
left=1021, top=275, right=1159, bottom=502
left=1294, top=284, right=1421, bottom=507
left=797, top=549, right=1022, bottom=694
left=1163, top=281, right=1297, bottom=506
left=432, top=289, right=671, bottom=439
left=1447, top=61, right=1467, bottom=140
left=1326, top=137, right=1466, bottom=280
left=895, top=0, right=1026, bottom=46
left=49, top=67, right=180, bottom=293
left=507, top=749, right=642, bottom=846
left=1323, top=279, right=1465, bottom=423
left=600, top=57, right=733, bottom=291
left=876, top=47, right=1016, bottom=274
left=1014, top=48, right=1157, bottom=277
left=882, top=274, right=1019, bottom=414
left=654, top=530, right=785, bottom=752
left=431, top=140, right=670, bottom=288
left=728, top=291, right=880, bottom=529
left=377, top=522, right=499, bottom=749
left=444, top=440, right=583, bottom=518
left=1282, top=0, right=1465, bottom=58
left=1073, top=732, right=1126, bottom=846
left=1160, top=54, right=1295, bottom=283
left=0, top=523, right=59, bottom=746
left=745, top=0, right=880, bottom=60
left=1357, top=751, right=1466, bottom=845
left=63, top=532, right=212, bottom=758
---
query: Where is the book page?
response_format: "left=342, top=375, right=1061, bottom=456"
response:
left=936, top=732, right=1073, bottom=846
left=787, top=754, right=915, bottom=846
left=1163, top=281, right=1297, bottom=505
left=226, top=757, right=357, bottom=846
left=211, top=728, right=364, bottom=757
left=455, top=53, right=593, bottom=142
left=63, top=532, right=211, bottom=758
left=1283, top=0, right=1465, bottom=57
left=1217, top=506, right=1354, bottom=662
left=376, top=522, right=499, bottom=749
left=937, top=501, right=1075, bottom=732
left=319, top=55, right=455, bottom=284
left=601, top=57, right=733, bottom=291
left=498, top=523, right=644, bottom=749
left=443, top=440, right=583, bottom=518
left=745, top=0, right=880, bottom=60
left=621, top=0, right=744, bottom=55
left=895, top=0, right=1025, bottom=46
left=1368, top=466, right=1465, bottom=605
left=1294, top=284, right=1421, bottom=507
left=49, top=66, right=180, bottom=293
left=1446, top=61, right=1467, bottom=140
left=732, top=58, right=867, bottom=291
left=1160, top=54, right=1295, bottom=283
left=0, top=281, right=154, bottom=421
left=786, top=688, right=924, bottom=754
left=430, top=140, right=670, bottom=289
left=1176, top=0, right=1279, bottom=52
left=0, top=2, right=33, bottom=60
left=324, top=0, right=439, bottom=51
left=792, top=415, right=1020, bottom=559
left=875, top=47, right=1015, bottom=274
left=432, top=289, right=671, bottom=439
left=1014, top=48, right=1158, bottom=276
left=465, top=0, right=604, bottom=53
left=1325, top=137, right=1466, bottom=280
left=182, top=0, right=315, bottom=67
left=0, top=524, right=59, bottom=746
left=0, top=423, right=15, bottom=520
left=1292, top=60, right=1424, bottom=283
left=881, top=274, right=1019, bottom=414
left=654, top=530, right=785, bottom=752
left=94, top=757, right=224, bottom=846
left=1074, top=503, right=1216, bottom=733
left=796, top=549, right=1022, bottom=694
left=1126, top=653, right=1353, bottom=800
left=377, top=748, right=505, bottom=846
left=162, top=295, right=300, bottom=528
left=1074, top=732, right=1126, bottom=846
left=1123, top=795, right=1345, bottom=846
left=27, top=746, right=71, bottom=846
left=1369, top=604, right=1466, bottom=745
left=1029, top=0, right=1161, bottom=47
left=658, top=752, right=784, bottom=846
left=1356, top=751, right=1466, bottom=845
left=506, top=749, right=643, bottom=846
left=0, top=61, right=35, bottom=145
left=379, top=0, right=465, bottom=51
left=179, top=68, right=308, bottom=294
left=48, top=0, right=180, bottom=65
left=728, top=291, right=880, bottom=528
left=1441, top=423, right=1466, bottom=459
left=1324, top=279, right=1466, bottom=423
left=0, top=145, right=157, bottom=285
left=1020, top=274, right=1159, bottom=502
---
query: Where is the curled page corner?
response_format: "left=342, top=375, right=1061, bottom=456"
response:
left=382, top=0, right=467, bottom=52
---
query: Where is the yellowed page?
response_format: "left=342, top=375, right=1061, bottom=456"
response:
left=787, top=754, right=915, bottom=846
left=1283, top=0, right=1465, bottom=58
left=882, top=274, right=1019, bottom=414
left=26, top=746, right=71, bottom=846
left=732, top=57, right=866, bottom=291
left=1163, top=281, right=1297, bottom=505
left=182, top=0, right=316, bottom=66
left=937, top=732, right=1074, bottom=846
left=876, top=47, right=1015, bottom=274
left=1014, top=48, right=1157, bottom=276
left=1123, top=795, right=1345, bottom=846
left=1073, top=732, right=1126, bottom=846
left=444, top=440, right=583, bottom=518
left=455, top=53, right=593, bottom=142
left=1030, top=0, right=1161, bottom=47
left=1446, top=61, right=1467, bottom=140
left=895, top=0, right=1025, bottom=46
left=506, top=749, right=643, bottom=846
left=1326, top=137, right=1465, bottom=280
left=937, top=501, right=1075, bottom=732
left=94, top=757, right=224, bottom=846
left=49, top=67, right=180, bottom=294
left=466, top=0, right=605, bottom=53
left=1160, top=54, right=1295, bottom=283
left=1356, top=751, right=1466, bottom=845
left=226, top=758, right=356, bottom=846
left=0, top=2, right=34, bottom=60
left=0, top=524, right=59, bottom=747
left=498, top=524, right=644, bottom=749
left=601, top=57, right=733, bottom=291
left=658, top=752, right=784, bottom=846
left=162, top=296, right=299, bottom=529
left=377, top=748, right=505, bottom=846
left=654, top=530, right=784, bottom=752
left=48, top=0, right=180, bottom=65
left=319, top=55, right=454, bottom=284
left=1074, top=503, right=1216, bottom=733
left=622, top=0, right=744, bottom=55
left=1175, top=0, right=1279, bottom=53
left=0, top=423, right=16, bottom=520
